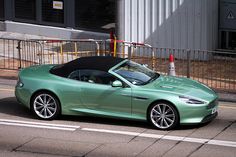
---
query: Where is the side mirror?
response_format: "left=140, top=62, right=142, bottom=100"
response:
left=112, top=80, right=123, bottom=87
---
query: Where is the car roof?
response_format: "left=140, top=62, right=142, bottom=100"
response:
left=50, top=56, right=125, bottom=77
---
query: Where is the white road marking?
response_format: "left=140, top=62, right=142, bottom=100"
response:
left=0, top=119, right=80, bottom=131
left=1, top=119, right=236, bottom=148
left=183, top=137, right=208, bottom=144
left=162, top=135, right=185, bottom=141
left=0, top=122, right=76, bottom=131
left=139, top=133, right=164, bottom=139
left=82, top=128, right=140, bottom=136
left=208, top=140, right=236, bottom=148
left=82, top=128, right=236, bottom=148
left=0, top=119, right=80, bottom=128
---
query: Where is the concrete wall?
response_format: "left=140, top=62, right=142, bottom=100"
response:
left=4, top=21, right=109, bottom=40
left=0, top=21, right=5, bottom=31
left=118, top=0, right=219, bottom=51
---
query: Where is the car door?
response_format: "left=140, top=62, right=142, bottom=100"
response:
left=79, top=69, right=132, bottom=117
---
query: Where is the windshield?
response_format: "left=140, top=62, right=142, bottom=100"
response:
left=114, top=60, right=159, bottom=85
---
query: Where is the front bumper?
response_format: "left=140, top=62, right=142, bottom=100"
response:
left=179, top=98, right=218, bottom=124
left=201, top=111, right=218, bottom=123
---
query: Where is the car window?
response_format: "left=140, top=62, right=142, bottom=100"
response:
left=114, top=61, right=159, bottom=85
left=68, top=69, right=117, bottom=85
left=68, top=70, right=81, bottom=80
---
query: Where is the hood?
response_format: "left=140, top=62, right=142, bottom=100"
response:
left=143, top=75, right=217, bottom=102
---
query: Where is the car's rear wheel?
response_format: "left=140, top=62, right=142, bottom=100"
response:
left=32, top=92, right=60, bottom=120
left=148, top=102, right=179, bottom=130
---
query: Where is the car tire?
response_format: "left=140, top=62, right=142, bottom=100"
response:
left=148, top=102, right=179, bottom=130
left=31, top=92, right=60, bottom=120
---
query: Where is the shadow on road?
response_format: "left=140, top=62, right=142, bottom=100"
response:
left=0, top=97, right=34, bottom=119
left=60, top=115, right=209, bottom=130
left=0, top=97, right=209, bottom=130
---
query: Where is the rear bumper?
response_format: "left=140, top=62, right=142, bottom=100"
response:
left=15, top=86, right=31, bottom=109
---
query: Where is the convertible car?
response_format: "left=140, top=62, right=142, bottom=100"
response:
left=15, top=56, right=218, bottom=130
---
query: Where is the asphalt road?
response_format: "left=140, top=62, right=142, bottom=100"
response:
left=0, top=78, right=235, bottom=157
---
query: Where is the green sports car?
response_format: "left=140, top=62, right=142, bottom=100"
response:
left=15, top=56, right=218, bottom=130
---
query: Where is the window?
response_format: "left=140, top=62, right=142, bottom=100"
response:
left=42, top=0, right=64, bottom=24
left=68, top=69, right=117, bottom=85
left=0, top=0, right=4, bottom=19
left=220, top=31, right=236, bottom=49
left=75, top=0, right=116, bottom=32
left=114, top=61, right=159, bottom=85
left=68, top=70, right=80, bottom=81
left=15, top=0, right=36, bottom=20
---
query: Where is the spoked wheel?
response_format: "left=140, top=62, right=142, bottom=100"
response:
left=32, top=92, right=60, bottom=120
left=148, top=102, right=179, bottom=130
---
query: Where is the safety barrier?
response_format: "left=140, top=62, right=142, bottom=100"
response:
left=0, top=37, right=235, bottom=93
left=31, top=39, right=105, bottom=64
left=116, top=43, right=236, bottom=93
left=0, top=38, right=43, bottom=69
left=0, top=38, right=107, bottom=69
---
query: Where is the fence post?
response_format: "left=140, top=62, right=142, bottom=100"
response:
left=113, top=37, right=117, bottom=57
left=128, top=46, right=131, bottom=60
left=152, top=48, right=155, bottom=71
left=60, top=42, right=64, bottom=64
left=38, top=41, right=43, bottom=64
left=17, top=41, right=22, bottom=69
left=122, top=43, right=125, bottom=58
left=95, top=41, right=100, bottom=56
left=187, top=49, right=191, bottom=78
left=74, top=42, right=78, bottom=58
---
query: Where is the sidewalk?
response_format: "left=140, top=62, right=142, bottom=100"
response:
left=0, top=69, right=18, bottom=80
left=218, top=92, right=236, bottom=103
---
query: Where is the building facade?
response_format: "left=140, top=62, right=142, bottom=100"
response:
left=119, top=0, right=236, bottom=51
left=0, top=0, right=116, bottom=39
left=0, top=0, right=235, bottom=51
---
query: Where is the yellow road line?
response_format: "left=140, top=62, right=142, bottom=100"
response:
left=0, top=88, right=14, bottom=92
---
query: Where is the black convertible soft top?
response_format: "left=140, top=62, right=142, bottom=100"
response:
left=50, top=56, right=125, bottom=77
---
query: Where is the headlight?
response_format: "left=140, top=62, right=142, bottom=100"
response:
left=179, top=96, right=205, bottom=104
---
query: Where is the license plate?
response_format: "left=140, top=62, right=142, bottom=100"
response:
left=211, top=107, right=217, bottom=114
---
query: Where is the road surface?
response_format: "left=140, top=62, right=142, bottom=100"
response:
left=0, top=78, right=235, bottom=157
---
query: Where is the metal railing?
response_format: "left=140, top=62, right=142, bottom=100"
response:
left=0, top=38, right=235, bottom=93
left=0, top=38, right=43, bottom=69
left=118, top=44, right=236, bottom=93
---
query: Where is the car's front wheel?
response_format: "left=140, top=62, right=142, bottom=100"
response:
left=148, top=102, right=179, bottom=130
left=32, top=92, right=60, bottom=120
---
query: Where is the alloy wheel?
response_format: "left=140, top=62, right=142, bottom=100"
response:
left=150, top=103, right=177, bottom=129
left=33, top=93, right=58, bottom=119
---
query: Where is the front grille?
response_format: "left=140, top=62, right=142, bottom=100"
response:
left=207, top=99, right=218, bottom=109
